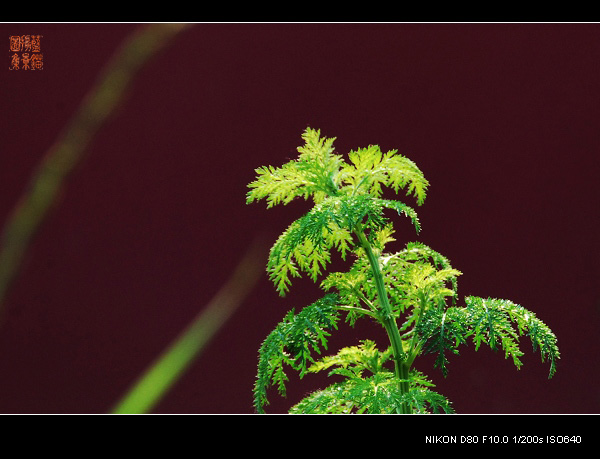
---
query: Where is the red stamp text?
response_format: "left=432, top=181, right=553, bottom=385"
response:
left=9, top=35, right=43, bottom=70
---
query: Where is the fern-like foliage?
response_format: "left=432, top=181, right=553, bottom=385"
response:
left=248, top=127, right=427, bottom=296
left=341, top=144, right=428, bottom=204
left=267, top=196, right=422, bottom=296
left=248, top=128, right=559, bottom=414
left=464, top=296, right=560, bottom=378
left=246, top=129, right=342, bottom=208
left=289, top=341, right=453, bottom=414
left=416, top=306, right=470, bottom=377
left=253, top=294, right=341, bottom=413
left=415, top=296, right=560, bottom=379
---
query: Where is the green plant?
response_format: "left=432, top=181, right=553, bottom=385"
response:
left=247, top=127, right=560, bottom=414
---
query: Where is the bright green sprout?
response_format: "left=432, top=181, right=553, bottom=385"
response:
left=247, top=127, right=560, bottom=414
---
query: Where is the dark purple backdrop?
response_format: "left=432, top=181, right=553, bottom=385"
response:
left=1, top=23, right=599, bottom=414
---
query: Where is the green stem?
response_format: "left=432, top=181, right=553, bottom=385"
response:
left=354, top=223, right=412, bottom=413
left=0, top=24, right=190, bottom=318
left=336, top=304, right=379, bottom=320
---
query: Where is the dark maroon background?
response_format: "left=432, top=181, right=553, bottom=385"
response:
left=1, top=23, right=599, bottom=414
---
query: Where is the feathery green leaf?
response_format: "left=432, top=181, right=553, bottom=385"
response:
left=417, top=307, right=470, bottom=376
left=465, top=297, right=560, bottom=378
left=253, top=294, right=341, bottom=413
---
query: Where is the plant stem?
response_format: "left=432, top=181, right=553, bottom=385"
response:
left=336, top=304, right=379, bottom=320
left=111, top=238, right=265, bottom=413
left=0, top=24, right=190, bottom=319
left=354, top=224, right=412, bottom=413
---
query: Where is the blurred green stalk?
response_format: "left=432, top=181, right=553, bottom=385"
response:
left=111, top=239, right=265, bottom=414
left=0, top=24, right=189, bottom=317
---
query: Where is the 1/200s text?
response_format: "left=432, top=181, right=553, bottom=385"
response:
left=425, top=435, right=582, bottom=445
